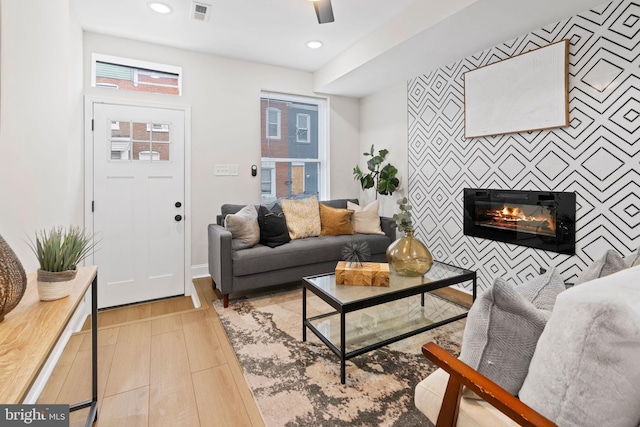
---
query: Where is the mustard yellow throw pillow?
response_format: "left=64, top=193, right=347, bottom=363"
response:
left=319, top=203, right=354, bottom=236
left=280, top=195, right=321, bottom=239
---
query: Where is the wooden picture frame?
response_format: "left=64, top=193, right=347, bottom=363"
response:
left=464, top=40, right=569, bottom=138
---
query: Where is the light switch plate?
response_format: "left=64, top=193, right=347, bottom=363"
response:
left=214, top=164, right=230, bottom=175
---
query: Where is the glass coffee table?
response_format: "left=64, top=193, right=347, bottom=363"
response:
left=302, top=261, right=476, bottom=384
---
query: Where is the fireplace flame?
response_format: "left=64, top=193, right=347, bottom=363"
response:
left=487, top=205, right=556, bottom=234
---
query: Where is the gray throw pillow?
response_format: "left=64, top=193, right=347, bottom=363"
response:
left=519, top=265, right=640, bottom=427
left=224, top=205, right=260, bottom=250
left=517, top=267, right=566, bottom=311
left=458, top=268, right=565, bottom=397
left=574, top=249, right=627, bottom=285
left=625, top=247, right=640, bottom=267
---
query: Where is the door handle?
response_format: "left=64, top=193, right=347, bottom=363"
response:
left=175, top=202, right=182, bottom=208
left=175, top=215, right=183, bottom=222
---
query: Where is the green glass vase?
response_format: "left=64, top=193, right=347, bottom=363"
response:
left=386, top=229, right=433, bottom=276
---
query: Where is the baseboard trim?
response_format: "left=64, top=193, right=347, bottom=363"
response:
left=191, top=264, right=210, bottom=279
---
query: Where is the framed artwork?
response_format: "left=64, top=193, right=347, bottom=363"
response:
left=464, top=39, right=569, bottom=138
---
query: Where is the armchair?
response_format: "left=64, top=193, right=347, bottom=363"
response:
left=417, top=342, right=555, bottom=427
left=415, top=263, right=640, bottom=427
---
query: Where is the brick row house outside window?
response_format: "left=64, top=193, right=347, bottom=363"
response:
left=260, top=95, right=321, bottom=204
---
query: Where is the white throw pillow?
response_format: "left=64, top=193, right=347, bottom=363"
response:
left=224, top=205, right=260, bottom=250
left=519, top=265, right=640, bottom=427
left=347, top=200, right=384, bottom=235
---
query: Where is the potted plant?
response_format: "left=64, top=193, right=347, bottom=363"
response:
left=27, top=225, right=98, bottom=301
left=353, top=145, right=400, bottom=198
left=386, top=197, right=433, bottom=276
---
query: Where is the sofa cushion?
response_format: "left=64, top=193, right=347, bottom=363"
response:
left=347, top=200, right=384, bottom=235
left=519, top=264, right=640, bottom=427
left=280, top=196, right=321, bottom=239
left=574, top=248, right=628, bottom=285
left=319, top=203, right=354, bottom=236
left=224, top=205, right=260, bottom=250
left=257, top=205, right=291, bottom=248
left=458, top=268, right=565, bottom=396
left=320, top=199, right=358, bottom=209
left=231, top=234, right=391, bottom=277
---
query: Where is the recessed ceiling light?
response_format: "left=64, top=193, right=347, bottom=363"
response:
left=306, top=40, right=323, bottom=49
left=148, top=2, right=172, bottom=14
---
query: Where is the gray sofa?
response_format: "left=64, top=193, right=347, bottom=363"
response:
left=208, top=199, right=396, bottom=307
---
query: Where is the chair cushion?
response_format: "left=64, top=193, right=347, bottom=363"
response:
left=415, top=368, right=519, bottom=427
left=280, top=196, right=321, bottom=239
left=519, top=264, right=640, bottom=427
left=458, top=268, right=565, bottom=396
left=224, top=205, right=260, bottom=250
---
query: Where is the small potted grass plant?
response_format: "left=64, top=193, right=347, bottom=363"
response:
left=27, top=225, right=97, bottom=301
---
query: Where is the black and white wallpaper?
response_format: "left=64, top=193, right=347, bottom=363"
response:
left=408, top=0, right=640, bottom=291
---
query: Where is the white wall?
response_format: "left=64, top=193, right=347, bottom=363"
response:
left=0, top=0, right=84, bottom=271
left=82, top=33, right=361, bottom=268
left=359, top=81, right=408, bottom=218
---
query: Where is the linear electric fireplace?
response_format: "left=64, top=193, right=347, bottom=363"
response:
left=464, top=189, right=576, bottom=255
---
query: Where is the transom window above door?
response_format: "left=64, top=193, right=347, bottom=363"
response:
left=92, top=53, right=182, bottom=96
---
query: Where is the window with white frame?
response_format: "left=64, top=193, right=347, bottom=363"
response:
left=261, top=162, right=276, bottom=198
left=266, top=107, right=281, bottom=139
left=296, top=113, right=310, bottom=143
left=92, top=53, right=182, bottom=96
left=260, top=92, right=328, bottom=204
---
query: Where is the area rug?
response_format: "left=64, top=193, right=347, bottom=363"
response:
left=213, top=287, right=466, bottom=427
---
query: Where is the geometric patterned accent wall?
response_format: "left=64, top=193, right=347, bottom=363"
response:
left=408, top=0, right=640, bottom=292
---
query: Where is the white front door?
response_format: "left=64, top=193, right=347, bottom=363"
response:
left=91, top=102, right=186, bottom=308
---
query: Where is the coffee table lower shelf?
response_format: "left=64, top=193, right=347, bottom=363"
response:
left=303, top=309, right=470, bottom=384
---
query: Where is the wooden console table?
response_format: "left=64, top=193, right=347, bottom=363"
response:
left=0, top=266, right=98, bottom=426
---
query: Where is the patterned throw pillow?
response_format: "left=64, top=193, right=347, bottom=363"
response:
left=319, top=203, right=354, bottom=236
left=458, top=268, right=566, bottom=396
left=347, top=200, right=384, bottom=235
left=224, top=205, right=260, bottom=250
left=280, top=196, right=321, bottom=240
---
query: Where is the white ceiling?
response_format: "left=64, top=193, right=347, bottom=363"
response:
left=72, top=0, right=608, bottom=98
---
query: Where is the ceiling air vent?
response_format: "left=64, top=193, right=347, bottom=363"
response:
left=191, top=2, right=211, bottom=21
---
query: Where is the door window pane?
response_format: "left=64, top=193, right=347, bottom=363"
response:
left=111, top=121, right=131, bottom=160
left=109, top=120, right=170, bottom=162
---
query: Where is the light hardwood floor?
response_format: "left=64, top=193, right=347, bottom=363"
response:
left=38, top=278, right=265, bottom=427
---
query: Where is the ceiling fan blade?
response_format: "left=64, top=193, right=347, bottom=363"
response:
left=313, top=0, right=335, bottom=24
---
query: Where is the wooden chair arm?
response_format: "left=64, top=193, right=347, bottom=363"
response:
left=421, top=342, right=556, bottom=427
